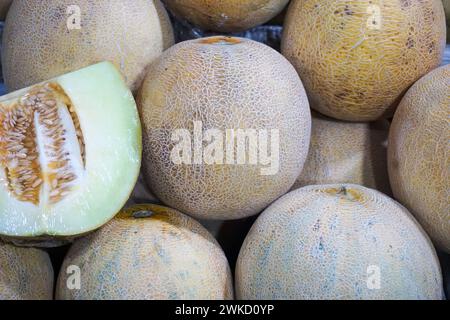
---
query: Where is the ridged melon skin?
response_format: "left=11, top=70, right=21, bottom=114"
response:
left=236, top=185, right=444, bottom=300
left=0, top=242, right=54, bottom=300
left=282, top=0, right=446, bottom=121
left=138, top=36, right=311, bottom=220
left=56, top=204, right=234, bottom=300
left=0, top=0, right=12, bottom=20
left=293, top=112, right=391, bottom=194
left=2, top=0, right=174, bottom=92
left=164, top=0, right=290, bottom=32
left=388, top=64, right=449, bottom=253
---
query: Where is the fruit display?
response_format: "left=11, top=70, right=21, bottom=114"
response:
left=388, top=64, right=449, bottom=253
left=236, top=185, right=444, bottom=299
left=56, top=204, right=233, bottom=300
left=293, top=112, right=391, bottom=194
left=0, top=0, right=448, bottom=303
left=138, top=36, right=311, bottom=220
left=282, top=0, right=446, bottom=121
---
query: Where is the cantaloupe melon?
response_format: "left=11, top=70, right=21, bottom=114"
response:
left=0, top=0, right=11, bottom=20
left=0, top=62, right=141, bottom=241
left=164, top=0, right=290, bottom=32
left=236, top=184, right=444, bottom=299
left=388, top=64, right=449, bottom=253
left=0, top=242, right=54, bottom=300
left=56, top=204, right=234, bottom=300
left=2, top=0, right=174, bottom=92
left=282, top=0, right=446, bottom=121
left=138, top=36, right=311, bottom=220
left=293, top=112, right=391, bottom=194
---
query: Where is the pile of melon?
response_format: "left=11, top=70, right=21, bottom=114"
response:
left=0, top=0, right=448, bottom=301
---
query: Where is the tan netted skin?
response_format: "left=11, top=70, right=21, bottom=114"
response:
left=388, top=64, right=449, bottom=253
left=282, top=0, right=446, bottom=121
left=2, top=0, right=174, bottom=92
left=236, top=185, right=444, bottom=300
left=56, top=204, right=234, bottom=300
left=0, top=242, right=54, bottom=300
left=138, top=36, right=311, bottom=220
left=164, top=0, right=290, bottom=32
left=293, top=112, right=391, bottom=194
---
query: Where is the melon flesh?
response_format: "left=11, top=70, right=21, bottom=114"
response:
left=0, top=62, right=141, bottom=238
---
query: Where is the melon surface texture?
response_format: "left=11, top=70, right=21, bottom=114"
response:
left=293, top=112, right=391, bottom=194
left=2, top=0, right=174, bottom=92
left=164, top=0, right=290, bottom=32
left=139, top=36, right=311, bottom=220
left=388, top=64, right=449, bottom=253
left=236, top=185, right=444, bottom=300
left=0, top=242, right=53, bottom=300
left=282, top=0, right=446, bottom=121
left=56, top=204, right=234, bottom=300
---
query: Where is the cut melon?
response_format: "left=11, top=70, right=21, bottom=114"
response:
left=0, top=62, right=141, bottom=238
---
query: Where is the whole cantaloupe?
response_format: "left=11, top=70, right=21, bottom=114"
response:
left=2, top=0, right=174, bottom=92
left=282, top=0, right=446, bottom=121
left=56, top=204, right=234, bottom=300
left=0, top=0, right=12, bottom=20
left=0, top=242, right=54, bottom=300
left=236, top=185, right=444, bottom=300
left=388, top=64, right=449, bottom=253
left=164, top=0, right=290, bottom=32
left=293, top=112, right=391, bottom=194
left=138, top=36, right=311, bottom=220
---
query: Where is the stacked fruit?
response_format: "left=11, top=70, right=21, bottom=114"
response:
left=0, top=0, right=448, bottom=300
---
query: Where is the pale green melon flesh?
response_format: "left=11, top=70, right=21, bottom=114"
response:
left=0, top=62, right=141, bottom=237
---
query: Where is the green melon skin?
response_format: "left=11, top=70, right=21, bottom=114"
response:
left=0, top=62, right=142, bottom=240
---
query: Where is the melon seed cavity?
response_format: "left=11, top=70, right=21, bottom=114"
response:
left=0, top=83, right=85, bottom=205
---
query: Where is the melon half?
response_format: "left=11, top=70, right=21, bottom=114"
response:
left=0, top=62, right=141, bottom=239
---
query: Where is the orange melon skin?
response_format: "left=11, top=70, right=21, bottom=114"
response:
left=164, top=0, right=290, bottom=32
left=282, top=0, right=446, bottom=121
left=388, top=64, right=450, bottom=253
left=0, top=242, right=54, bottom=300
left=236, top=185, right=444, bottom=300
left=138, top=36, right=311, bottom=220
left=2, top=0, right=174, bottom=92
left=56, top=204, right=234, bottom=300
left=293, top=112, right=391, bottom=194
